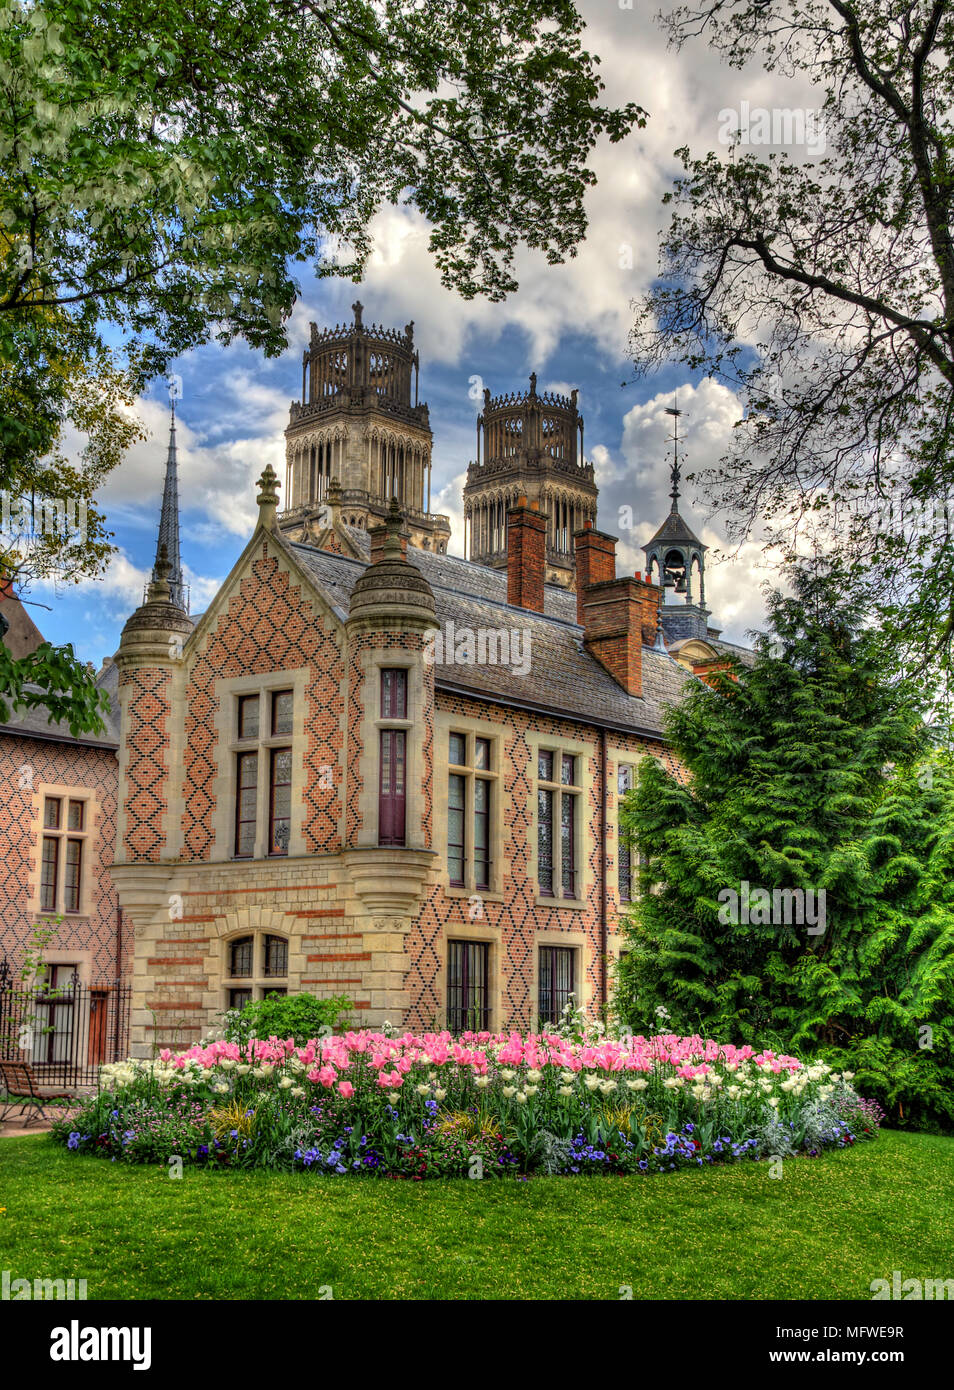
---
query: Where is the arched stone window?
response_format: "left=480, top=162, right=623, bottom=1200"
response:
left=223, top=931, right=289, bottom=1011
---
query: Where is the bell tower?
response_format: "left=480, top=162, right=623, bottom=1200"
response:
left=463, top=374, right=598, bottom=588
left=643, top=400, right=711, bottom=642
left=280, top=302, right=451, bottom=553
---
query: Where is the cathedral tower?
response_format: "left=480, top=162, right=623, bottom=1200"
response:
left=279, top=302, right=450, bottom=553
left=463, top=375, right=597, bottom=588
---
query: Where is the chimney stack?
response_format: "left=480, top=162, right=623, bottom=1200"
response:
left=633, top=572, right=664, bottom=645
left=574, top=534, right=664, bottom=699
left=574, top=522, right=618, bottom=625
left=370, top=501, right=409, bottom=564
left=507, top=497, right=547, bottom=613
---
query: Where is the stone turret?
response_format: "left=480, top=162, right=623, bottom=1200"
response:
left=114, top=547, right=192, bottom=867
left=343, top=498, right=438, bottom=955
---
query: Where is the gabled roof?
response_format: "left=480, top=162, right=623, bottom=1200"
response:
left=289, top=526, right=691, bottom=737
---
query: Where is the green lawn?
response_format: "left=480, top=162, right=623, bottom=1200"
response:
left=1, top=1130, right=951, bottom=1300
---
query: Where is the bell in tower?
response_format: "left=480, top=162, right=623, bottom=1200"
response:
left=643, top=399, right=712, bottom=642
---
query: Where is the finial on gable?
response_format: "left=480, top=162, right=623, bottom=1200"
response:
left=256, top=464, right=280, bottom=530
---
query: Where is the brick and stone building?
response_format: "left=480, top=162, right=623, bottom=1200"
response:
left=1, top=307, right=752, bottom=1057
left=0, top=581, right=126, bottom=989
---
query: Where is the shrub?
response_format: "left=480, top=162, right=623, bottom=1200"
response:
left=217, top=992, right=351, bottom=1048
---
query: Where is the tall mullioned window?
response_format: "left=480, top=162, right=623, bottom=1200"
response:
left=39, top=795, right=89, bottom=914
left=536, top=751, right=581, bottom=899
left=447, top=940, right=490, bottom=1032
left=233, top=690, right=294, bottom=858
left=539, top=946, right=575, bottom=1025
left=617, top=763, right=634, bottom=903
left=447, top=733, right=494, bottom=890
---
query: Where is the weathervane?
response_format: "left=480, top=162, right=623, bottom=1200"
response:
left=665, top=395, right=683, bottom=512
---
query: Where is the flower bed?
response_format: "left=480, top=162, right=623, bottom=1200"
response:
left=51, top=1031, right=884, bottom=1177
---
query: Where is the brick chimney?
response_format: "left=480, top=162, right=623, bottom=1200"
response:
left=581, top=577, right=646, bottom=697
left=574, top=522, right=618, bottom=625
left=575, top=538, right=663, bottom=699
left=507, top=498, right=547, bottom=613
left=633, top=571, right=663, bottom=645
left=369, top=513, right=409, bottom=564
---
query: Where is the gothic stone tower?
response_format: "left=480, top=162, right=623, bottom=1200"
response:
left=463, top=375, right=597, bottom=588
left=279, top=302, right=451, bottom=553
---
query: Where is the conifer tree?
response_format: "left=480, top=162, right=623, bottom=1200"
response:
left=617, top=564, right=954, bottom=1130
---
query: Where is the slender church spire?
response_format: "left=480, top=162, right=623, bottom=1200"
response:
left=152, top=392, right=187, bottom=612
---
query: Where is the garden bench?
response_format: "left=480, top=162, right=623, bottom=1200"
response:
left=0, top=1059, right=75, bottom=1126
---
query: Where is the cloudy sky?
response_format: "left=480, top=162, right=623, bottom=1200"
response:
left=31, top=1, right=824, bottom=666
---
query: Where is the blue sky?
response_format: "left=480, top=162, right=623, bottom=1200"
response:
left=29, top=1, right=827, bottom=668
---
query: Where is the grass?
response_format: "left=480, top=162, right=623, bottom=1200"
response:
left=1, top=1130, right=951, bottom=1300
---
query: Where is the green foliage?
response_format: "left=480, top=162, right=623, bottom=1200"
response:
left=0, top=0, right=643, bottom=470
left=617, top=565, right=954, bottom=1132
left=220, top=992, right=352, bottom=1047
left=0, top=0, right=642, bottom=728
left=631, top=0, right=954, bottom=691
left=0, top=638, right=109, bottom=736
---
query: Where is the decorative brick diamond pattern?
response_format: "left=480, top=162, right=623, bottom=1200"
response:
left=121, top=667, right=171, bottom=862
left=181, top=543, right=344, bottom=858
left=0, top=734, right=124, bottom=980
left=405, top=690, right=680, bottom=1030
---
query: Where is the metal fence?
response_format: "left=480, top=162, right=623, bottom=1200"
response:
left=0, top=959, right=132, bottom=1090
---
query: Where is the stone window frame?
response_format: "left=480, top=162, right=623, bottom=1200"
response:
left=221, top=929, right=290, bottom=1012
left=355, top=648, right=427, bottom=851
left=212, top=670, right=310, bottom=861
left=610, top=748, right=647, bottom=910
left=444, top=726, right=499, bottom=894
left=434, top=710, right=506, bottom=901
left=29, top=783, right=99, bottom=920
left=527, top=733, right=590, bottom=910
left=615, top=757, right=636, bottom=904
left=532, top=929, right=588, bottom=1027
left=437, top=921, right=501, bottom=1033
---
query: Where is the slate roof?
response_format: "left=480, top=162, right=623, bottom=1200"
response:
left=289, top=526, right=693, bottom=738
left=709, top=636, right=758, bottom=668
left=644, top=509, right=705, bottom=549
